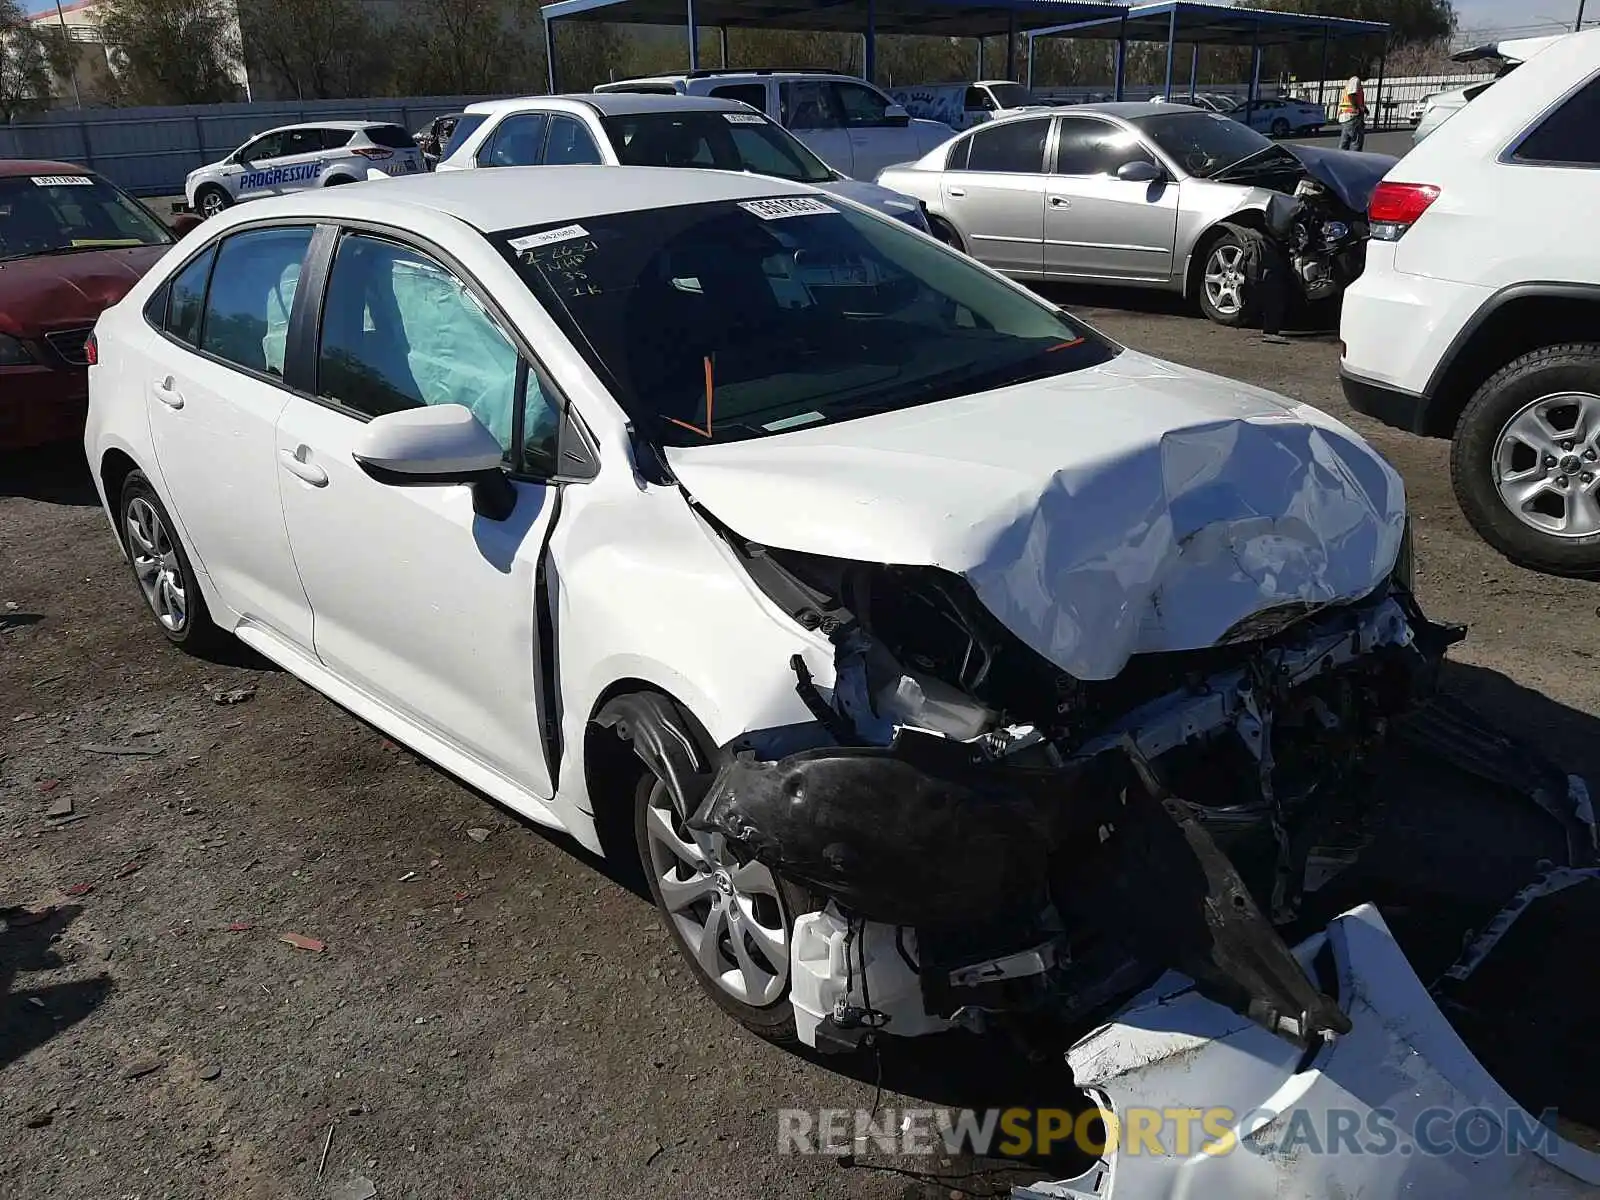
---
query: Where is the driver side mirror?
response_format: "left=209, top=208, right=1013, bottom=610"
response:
left=352, top=404, right=517, bottom=521
left=1116, top=159, right=1164, bottom=183
left=883, top=102, right=911, bottom=128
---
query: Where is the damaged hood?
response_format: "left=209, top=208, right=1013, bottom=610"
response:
left=1284, top=143, right=1398, bottom=212
left=667, top=350, right=1405, bottom=681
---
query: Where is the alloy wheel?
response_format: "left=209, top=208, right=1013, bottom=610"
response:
left=199, top=191, right=226, bottom=218
left=125, top=496, right=188, bottom=632
left=1493, top=391, right=1600, bottom=538
left=1204, top=244, right=1246, bottom=317
left=642, top=779, right=789, bottom=1007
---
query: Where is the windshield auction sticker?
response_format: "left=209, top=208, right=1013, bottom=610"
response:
left=31, top=176, right=95, bottom=187
left=723, top=113, right=767, bottom=124
left=739, top=197, right=837, bottom=221
left=509, top=224, right=590, bottom=252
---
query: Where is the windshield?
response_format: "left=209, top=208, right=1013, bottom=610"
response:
left=601, top=110, right=835, bottom=185
left=1131, top=111, right=1285, bottom=178
left=0, top=173, right=171, bottom=262
left=988, top=83, right=1040, bottom=109
left=499, top=197, right=1115, bottom=447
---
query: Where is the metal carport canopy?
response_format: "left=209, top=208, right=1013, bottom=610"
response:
left=539, top=0, right=1129, bottom=88
left=1026, top=2, right=1390, bottom=107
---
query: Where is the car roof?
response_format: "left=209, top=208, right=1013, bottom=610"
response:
left=216, top=165, right=816, bottom=235
left=465, top=92, right=747, bottom=117
left=0, top=159, right=100, bottom=179
left=256, top=120, right=391, bottom=136
left=1070, top=101, right=1186, bottom=120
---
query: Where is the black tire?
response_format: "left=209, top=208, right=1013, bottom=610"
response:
left=323, top=175, right=355, bottom=187
left=630, top=761, right=817, bottom=1047
left=194, top=185, right=231, bottom=219
left=928, top=215, right=966, bottom=253
left=1450, top=343, right=1600, bottom=578
left=1271, top=117, right=1291, bottom=137
left=1196, top=226, right=1269, bottom=328
left=118, top=470, right=225, bottom=651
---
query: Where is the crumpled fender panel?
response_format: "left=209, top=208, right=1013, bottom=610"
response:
left=1021, top=905, right=1600, bottom=1199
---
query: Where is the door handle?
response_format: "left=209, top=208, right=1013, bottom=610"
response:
left=1049, top=196, right=1071, bottom=208
left=279, top=447, right=328, bottom=487
left=947, top=187, right=966, bottom=197
left=151, top=375, right=184, bottom=409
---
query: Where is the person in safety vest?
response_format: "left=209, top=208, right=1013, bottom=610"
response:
left=1338, top=75, right=1368, bottom=151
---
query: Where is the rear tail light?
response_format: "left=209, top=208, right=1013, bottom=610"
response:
left=1368, top=182, right=1440, bottom=241
left=352, top=147, right=394, bottom=161
left=84, top=331, right=98, bottom=366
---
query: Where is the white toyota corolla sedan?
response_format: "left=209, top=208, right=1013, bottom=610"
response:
left=86, top=166, right=1445, bottom=1062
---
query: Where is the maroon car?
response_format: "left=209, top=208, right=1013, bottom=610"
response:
left=0, top=160, right=197, bottom=450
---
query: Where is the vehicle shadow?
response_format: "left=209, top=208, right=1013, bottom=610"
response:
left=0, top=904, right=114, bottom=1072
left=1031, top=281, right=1342, bottom=336
left=0, top=443, right=100, bottom=507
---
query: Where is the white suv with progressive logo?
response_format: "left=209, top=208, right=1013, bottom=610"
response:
left=184, top=121, right=425, bottom=219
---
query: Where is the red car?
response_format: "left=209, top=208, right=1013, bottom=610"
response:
left=0, top=159, right=198, bottom=450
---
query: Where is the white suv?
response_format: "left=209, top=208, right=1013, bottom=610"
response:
left=184, top=121, right=425, bottom=219
left=1340, top=28, right=1600, bottom=577
left=593, top=69, right=954, bottom=180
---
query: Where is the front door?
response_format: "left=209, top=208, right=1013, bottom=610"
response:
left=834, top=79, right=922, bottom=179
left=1044, top=117, right=1179, bottom=283
left=142, top=225, right=317, bottom=648
left=941, top=116, right=1049, bottom=276
left=780, top=79, right=854, bottom=177
left=232, top=132, right=288, bottom=198
left=275, top=228, right=558, bottom=798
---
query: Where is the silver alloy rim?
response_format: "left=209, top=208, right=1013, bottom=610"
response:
left=643, top=780, right=789, bottom=1007
left=1204, top=244, right=1246, bottom=316
left=125, top=497, right=187, bottom=632
left=1493, top=391, right=1600, bottom=538
left=200, top=192, right=224, bottom=217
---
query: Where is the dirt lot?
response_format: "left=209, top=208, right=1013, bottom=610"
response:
left=4, top=292, right=1599, bottom=1200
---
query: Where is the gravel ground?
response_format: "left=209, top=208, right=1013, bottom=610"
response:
left=4, top=289, right=1599, bottom=1200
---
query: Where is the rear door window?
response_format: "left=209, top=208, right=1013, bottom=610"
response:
left=280, top=127, right=321, bottom=157
left=479, top=113, right=549, bottom=167
left=1514, top=76, right=1600, bottom=166
left=319, top=128, right=356, bottom=150
left=544, top=115, right=604, bottom=165
left=963, top=116, right=1050, bottom=173
left=198, top=226, right=314, bottom=378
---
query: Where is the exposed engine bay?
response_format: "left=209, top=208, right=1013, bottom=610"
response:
left=627, top=508, right=1474, bottom=1056
left=1215, top=144, right=1392, bottom=306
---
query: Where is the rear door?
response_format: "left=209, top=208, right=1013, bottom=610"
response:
left=780, top=79, right=854, bottom=177
left=274, top=226, right=562, bottom=798
left=1044, top=117, right=1178, bottom=283
left=141, top=225, right=317, bottom=649
left=940, top=116, right=1049, bottom=276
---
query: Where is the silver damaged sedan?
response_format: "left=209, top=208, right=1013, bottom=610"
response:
left=879, top=102, right=1395, bottom=328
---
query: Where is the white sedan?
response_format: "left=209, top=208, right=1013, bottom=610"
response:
left=1229, top=96, right=1329, bottom=136
left=87, top=166, right=1439, bottom=1061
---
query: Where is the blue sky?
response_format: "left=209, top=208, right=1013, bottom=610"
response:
left=18, top=0, right=1578, bottom=39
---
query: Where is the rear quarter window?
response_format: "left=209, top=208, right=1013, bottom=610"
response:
left=365, top=125, right=419, bottom=150
left=1513, top=76, right=1600, bottom=167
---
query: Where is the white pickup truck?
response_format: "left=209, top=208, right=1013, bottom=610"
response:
left=888, top=80, right=1055, bottom=131
left=593, top=68, right=955, bottom=181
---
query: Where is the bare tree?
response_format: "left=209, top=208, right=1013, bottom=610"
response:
left=236, top=0, right=386, bottom=100
left=1, top=0, right=72, bottom=119
left=391, top=0, right=546, bottom=96
left=98, top=0, right=241, bottom=105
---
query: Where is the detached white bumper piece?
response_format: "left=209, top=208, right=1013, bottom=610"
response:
left=1020, top=904, right=1600, bottom=1199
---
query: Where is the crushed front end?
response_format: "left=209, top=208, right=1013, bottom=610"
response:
left=685, top=517, right=1460, bottom=1053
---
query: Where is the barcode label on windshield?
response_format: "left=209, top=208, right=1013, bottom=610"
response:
left=723, top=113, right=766, bottom=124
left=739, top=197, right=836, bottom=221
left=32, top=175, right=94, bottom=187
left=509, top=224, right=590, bottom=252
